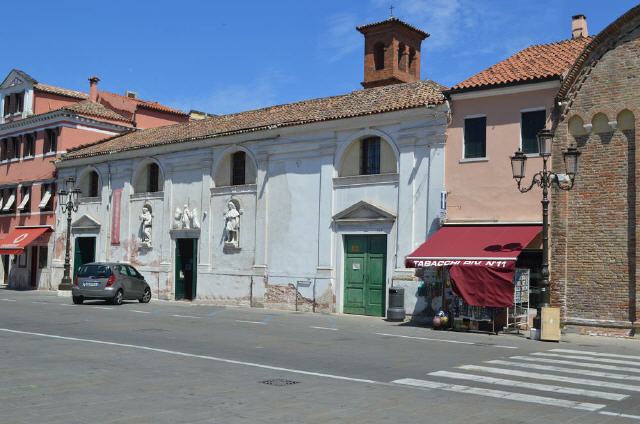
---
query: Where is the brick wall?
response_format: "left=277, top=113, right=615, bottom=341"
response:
left=551, top=20, right=640, bottom=334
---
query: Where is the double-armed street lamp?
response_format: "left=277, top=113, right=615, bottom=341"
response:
left=58, top=177, right=81, bottom=291
left=510, top=129, right=581, bottom=328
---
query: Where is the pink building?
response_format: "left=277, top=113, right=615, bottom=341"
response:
left=0, top=69, right=188, bottom=289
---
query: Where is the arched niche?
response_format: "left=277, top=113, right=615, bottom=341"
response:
left=592, top=112, right=610, bottom=134
left=617, top=109, right=635, bottom=131
left=338, top=135, right=398, bottom=177
left=568, top=115, right=587, bottom=137
left=78, top=167, right=101, bottom=198
left=213, top=148, right=257, bottom=187
left=132, top=159, right=164, bottom=194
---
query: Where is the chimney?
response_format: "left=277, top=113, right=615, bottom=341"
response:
left=88, top=76, right=100, bottom=102
left=572, top=15, right=588, bottom=39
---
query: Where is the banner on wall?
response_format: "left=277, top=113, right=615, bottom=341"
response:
left=111, top=188, right=122, bottom=245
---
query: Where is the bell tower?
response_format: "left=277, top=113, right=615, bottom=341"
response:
left=357, top=17, right=429, bottom=88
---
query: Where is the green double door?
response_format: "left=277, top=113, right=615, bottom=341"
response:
left=175, top=238, right=197, bottom=300
left=73, top=237, right=96, bottom=280
left=343, top=235, right=386, bottom=316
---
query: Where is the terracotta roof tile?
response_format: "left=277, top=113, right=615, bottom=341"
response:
left=357, top=17, right=429, bottom=38
left=449, top=37, right=592, bottom=92
left=100, top=91, right=188, bottom=116
left=33, top=83, right=88, bottom=100
left=63, top=79, right=446, bottom=160
left=61, top=101, right=131, bottom=123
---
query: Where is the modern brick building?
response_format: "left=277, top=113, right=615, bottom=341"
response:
left=551, top=5, right=640, bottom=335
left=0, top=70, right=188, bottom=289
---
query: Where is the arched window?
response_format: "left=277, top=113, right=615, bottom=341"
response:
left=398, top=43, right=406, bottom=70
left=214, top=150, right=256, bottom=187
left=408, top=47, right=416, bottom=71
left=339, top=136, right=397, bottom=177
left=567, top=115, right=587, bottom=137
left=374, top=42, right=385, bottom=70
left=133, top=162, right=163, bottom=193
left=617, top=109, right=635, bottom=131
left=80, top=170, right=100, bottom=198
left=592, top=112, right=610, bottom=134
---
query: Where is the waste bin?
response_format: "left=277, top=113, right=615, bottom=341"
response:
left=386, top=287, right=405, bottom=321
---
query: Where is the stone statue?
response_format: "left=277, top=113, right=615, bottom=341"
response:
left=224, top=201, right=240, bottom=246
left=191, top=207, right=200, bottom=229
left=173, top=204, right=200, bottom=230
left=139, top=204, right=153, bottom=247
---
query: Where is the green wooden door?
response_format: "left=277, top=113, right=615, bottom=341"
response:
left=73, top=237, right=96, bottom=280
left=175, top=240, right=185, bottom=300
left=190, top=239, right=198, bottom=300
left=344, top=235, right=386, bottom=316
left=175, top=239, right=197, bottom=300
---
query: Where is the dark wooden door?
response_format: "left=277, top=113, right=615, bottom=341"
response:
left=343, top=235, right=386, bottom=316
left=29, top=246, right=38, bottom=288
left=175, top=239, right=197, bottom=301
left=73, top=237, right=96, bottom=280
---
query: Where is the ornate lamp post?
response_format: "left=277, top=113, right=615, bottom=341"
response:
left=510, top=129, right=581, bottom=328
left=58, top=177, right=81, bottom=291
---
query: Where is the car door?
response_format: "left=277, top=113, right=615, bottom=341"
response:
left=115, top=264, right=133, bottom=298
left=126, top=265, right=144, bottom=297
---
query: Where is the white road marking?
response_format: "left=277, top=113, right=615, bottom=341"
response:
left=600, top=411, right=640, bottom=420
left=0, top=328, right=381, bottom=385
left=429, top=370, right=628, bottom=401
left=95, top=307, right=113, bottom=310
left=131, top=310, right=151, bottom=314
left=31, top=301, right=49, bottom=305
left=462, top=364, right=640, bottom=392
left=533, top=352, right=640, bottom=367
left=59, top=304, right=74, bottom=307
left=1, top=299, right=17, bottom=302
left=494, top=345, right=518, bottom=349
left=392, top=378, right=605, bottom=412
left=235, top=320, right=266, bottom=325
left=552, top=349, right=640, bottom=361
left=511, top=355, right=640, bottom=374
left=486, top=359, right=640, bottom=382
left=375, top=332, right=475, bottom=345
left=310, top=326, right=338, bottom=331
left=171, top=314, right=201, bottom=319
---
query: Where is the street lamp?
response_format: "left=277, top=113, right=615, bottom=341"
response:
left=510, top=129, right=581, bottom=327
left=58, top=177, right=81, bottom=291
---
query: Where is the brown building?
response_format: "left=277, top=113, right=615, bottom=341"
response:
left=551, top=5, right=640, bottom=335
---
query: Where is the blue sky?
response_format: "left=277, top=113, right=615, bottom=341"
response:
left=3, top=1, right=638, bottom=115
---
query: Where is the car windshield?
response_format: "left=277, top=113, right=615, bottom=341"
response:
left=77, top=265, right=112, bottom=278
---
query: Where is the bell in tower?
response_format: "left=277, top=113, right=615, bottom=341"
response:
left=357, top=17, right=429, bottom=88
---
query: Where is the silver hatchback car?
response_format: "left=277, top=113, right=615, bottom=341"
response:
left=72, top=262, right=152, bottom=305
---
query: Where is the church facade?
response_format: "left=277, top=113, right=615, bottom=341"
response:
left=53, top=18, right=449, bottom=316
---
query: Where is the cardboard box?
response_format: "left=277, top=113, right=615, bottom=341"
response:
left=540, top=307, right=561, bottom=342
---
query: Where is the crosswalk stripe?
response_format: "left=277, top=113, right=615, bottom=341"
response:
left=391, top=378, right=605, bottom=411
left=463, top=364, right=640, bottom=392
left=511, top=355, right=640, bottom=374
left=533, top=352, right=640, bottom=367
left=428, top=370, right=628, bottom=401
left=551, top=349, right=640, bottom=361
left=486, top=359, right=640, bottom=382
left=599, top=411, right=640, bottom=421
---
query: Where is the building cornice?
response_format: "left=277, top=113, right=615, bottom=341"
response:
left=448, top=80, right=561, bottom=101
left=0, top=110, right=132, bottom=136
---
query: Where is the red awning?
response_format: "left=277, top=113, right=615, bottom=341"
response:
left=405, top=225, right=542, bottom=268
left=405, top=225, right=542, bottom=308
left=0, top=227, right=51, bottom=255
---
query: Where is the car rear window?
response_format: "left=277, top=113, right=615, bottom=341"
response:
left=77, top=265, right=112, bottom=278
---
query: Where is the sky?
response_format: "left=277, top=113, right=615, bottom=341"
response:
left=3, top=1, right=638, bottom=115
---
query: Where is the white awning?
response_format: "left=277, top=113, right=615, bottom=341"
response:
left=0, top=197, right=4, bottom=210
left=17, top=192, right=30, bottom=210
left=2, top=192, right=15, bottom=211
left=38, top=190, right=52, bottom=209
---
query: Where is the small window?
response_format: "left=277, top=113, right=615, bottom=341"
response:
left=16, top=92, right=24, bottom=114
left=148, top=163, right=160, bottom=192
left=3, top=95, right=10, bottom=116
left=231, top=151, right=246, bottom=186
left=44, top=128, right=58, bottom=154
left=464, top=116, right=487, bottom=159
left=38, top=246, right=48, bottom=269
left=11, top=137, right=20, bottom=159
left=0, top=139, right=7, bottom=161
left=39, top=183, right=55, bottom=211
left=2, top=187, right=16, bottom=213
left=23, top=133, right=35, bottom=157
left=360, top=137, right=381, bottom=175
left=18, top=186, right=31, bottom=212
left=374, top=42, right=385, bottom=70
left=521, top=110, right=546, bottom=154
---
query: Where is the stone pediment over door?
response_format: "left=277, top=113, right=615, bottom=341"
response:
left=333, top=200, right=396, bottom=224
left=71, top=214, right=101, bottom=232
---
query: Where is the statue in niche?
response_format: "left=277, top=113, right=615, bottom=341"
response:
left=223, top=201, right=241, bottom=247
left=173, top=204, right=201, bottom=230
left=139, top=204, right=153, bottom=248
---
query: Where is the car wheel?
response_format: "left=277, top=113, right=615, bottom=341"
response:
left=139, top=287, right=151, bottom=304
left=112, top=290, right=124, bottom=306
left=72, top=296, right=83, bottom=305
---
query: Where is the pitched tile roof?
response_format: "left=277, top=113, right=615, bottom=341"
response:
left=33, top=83, right=89, bottom=100
left=357, top=17, right=429, bottom=38
left=61, top=101, right=130, bottom=122
left=448, top=37, right=592, bottom=93
left=62, top=79, right=446, bottom=160
left=100, top=91, right=188, bottom=116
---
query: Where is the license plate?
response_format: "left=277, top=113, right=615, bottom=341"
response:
left=83, top=281, right=99, bottom=287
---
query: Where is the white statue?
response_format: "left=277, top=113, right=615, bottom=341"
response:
left=224, top=201, right=241, bottom=246
left=139, top=204, right=153, bottom=247
left=173, top=204, right=200, bottom=230
left=191, top=207, right=201, bottom=229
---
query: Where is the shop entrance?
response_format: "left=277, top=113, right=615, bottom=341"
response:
left=175, top=238, right=197, bottom=301
left=29, top=246, right=38, bottom=288
left=2, top=255, right=8, bottom=285
left=343, top=234, right=386, bottom=316
left=73, top=237, right=96, bottom=279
